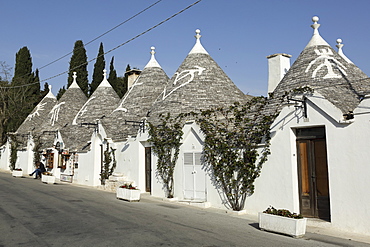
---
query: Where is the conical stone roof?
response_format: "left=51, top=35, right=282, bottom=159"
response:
left=45, top=72, right=88, bottom=130
left=72, top=70, right=120, bottom=126
left=271, top=17, right=370, bottom=114
left=148, top=29, right=248, bottom=124
left=17, top=85, right=57, bottom=134
left=103, top=47, right=169, bottom=141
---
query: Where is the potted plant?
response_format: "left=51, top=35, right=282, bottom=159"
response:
left=259, top=206, right=307, bottom=238
left=116, top=183, right=140, bottom=202
left=12, top=168, right=23, bottom=178
left=41, top=172, right=56, bottom=184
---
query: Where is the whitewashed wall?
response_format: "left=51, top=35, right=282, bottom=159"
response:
left=244, top=94, right=370, bottom=236
left=0, top=142, right=10, bottom=171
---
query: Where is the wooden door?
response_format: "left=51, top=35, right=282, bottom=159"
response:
left=145, top=147, right=152, bottom=193
left=297, top=128, right=330, bottom=221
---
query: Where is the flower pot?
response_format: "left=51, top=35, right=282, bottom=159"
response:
left=258, top=212, right=307, bottom=238
left=41, top=175, right=56, bottom=184
left=116, top=187, right=140, bottom=202
left=12, top=170, right=23, bottom=178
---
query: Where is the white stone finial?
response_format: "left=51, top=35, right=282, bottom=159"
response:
left=69, top=71, right=79, bottom=88
left=195, top=29, right=201, bottom=39
left=145, top=46, right=161, bottom=68
left=103, top=69, right=107, bottom=79
left=98, top=68, right=111, bottom=88
left=45, top=84, right=56, bottom=99
left=189, top=29, right=208, bottom=55
left=311, top=16, right=320, bottom=33
left=336, top=38, right=353, bottom=64
left=305, top=15, right=329, bottom=48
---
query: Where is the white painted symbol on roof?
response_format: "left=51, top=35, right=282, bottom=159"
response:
left=305, top=48, right=347, bottom=79
left=26, top=102, right=47, bottom=121
left=162, top=66, right=206, bottom=100
left=72, top=96, right=96, bottom=125
left=49, top=102, right=65, bottom=126
left=113, top=82, right=143, bottom=113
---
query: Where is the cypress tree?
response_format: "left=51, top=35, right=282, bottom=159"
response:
left=12, top=47, right=32, bottom=85
left=40, top=82, right=50, bottom=99
left=68, top=40, right=88, bottom=96
left=8, top=47, right=40, bottom=132
left=90, top=42, right=105, bottom=96
left=56, top=86, right=66, bottom=100
left=108, top=56, right=119, bottom=96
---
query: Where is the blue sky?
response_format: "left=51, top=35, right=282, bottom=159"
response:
left=1, top=0, right=370, bottom=96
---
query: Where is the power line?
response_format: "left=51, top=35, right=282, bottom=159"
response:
left=1, top=0, right=203, bottom=89
left=38, top=0, right=163, bottom=71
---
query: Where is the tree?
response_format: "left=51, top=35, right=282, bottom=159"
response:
left=40, top=82, right=50, bottom=99
left=56, top=86, right=66, bottom=100
left=90, top=42, right=105, bottom=96
left=109, top=60, right=129, bottom=98
left=100, top=143, right=117, bottom=185
left=148, top=113, right=184, bottom=198
left=108, top=56, right=118, bottom=93
left=194, top=98, right=278, bottom=211
left=0, top=62, right=12, bottom=143
left=68, top=40, right=88, bottom=96
left=12, top=47, right=32, bottom=86
left=7, top=47, right=40, bottom=133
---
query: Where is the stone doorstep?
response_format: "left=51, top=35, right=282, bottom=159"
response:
left=178, top=199, right=212, bottom=208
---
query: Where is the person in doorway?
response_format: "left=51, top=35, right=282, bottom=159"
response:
left=29, top=161, right=46, bottom=179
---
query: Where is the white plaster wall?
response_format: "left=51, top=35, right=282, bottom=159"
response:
left=244, top=97, right=370, bottom=236
left=72, top=152, right=93, bottom=186
left=115, top=139, right=142, bottom=189
left=0, top=142, right=10, bottom=171
left=17, top=150, right=28, bottom=172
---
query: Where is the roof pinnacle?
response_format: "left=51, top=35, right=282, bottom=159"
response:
left=336, top=38, right=353, bottom=64
left=45, top=84, right=56, bottom=99
left=69, top=71, right=79, bottom=88
left=305, top=16, right=330, bottom=49
left=98, top=68, right=111, bottom=87
left=195, top=29, right=201, bottom=40
left=189, top=29, right=208, bottom=55
left=311, top=16, right=320, bottom=34
left=103, top=69, right=107, bottom=80
left=144, top=46, right=161, bottom=68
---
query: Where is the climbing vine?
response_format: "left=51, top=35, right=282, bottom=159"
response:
left=100, top=144, right=117, bottom=185
left=33, top=135, right=42, bottom=165
left=191, top=97, right=280, bottom=211
left=148, top=113, right=184, bottom=198
left=9, top=134, right=19, bottom=171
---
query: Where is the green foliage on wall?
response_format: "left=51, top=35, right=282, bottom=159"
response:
left=148, top=113, right=184, bottom=198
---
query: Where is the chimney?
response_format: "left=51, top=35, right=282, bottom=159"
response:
left=267, top=53, right=291, bottom=95
left=125, top=69, right=141, bottom=88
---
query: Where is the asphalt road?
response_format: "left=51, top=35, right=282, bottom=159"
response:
left=0, top=172, right=367, bottom=247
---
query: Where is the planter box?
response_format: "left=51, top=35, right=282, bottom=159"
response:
left=258, top=212, right=307, bottom=238
left=116, top=188, right=140, bottom=202
left=41, top=175, right=56, bottom=184
left=12, top=170, right=23, bottom=178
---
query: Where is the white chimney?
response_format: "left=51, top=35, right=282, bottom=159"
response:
left=125, top=69, right=141, bottom=88
left=267, top=53, right=291, bottom=95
